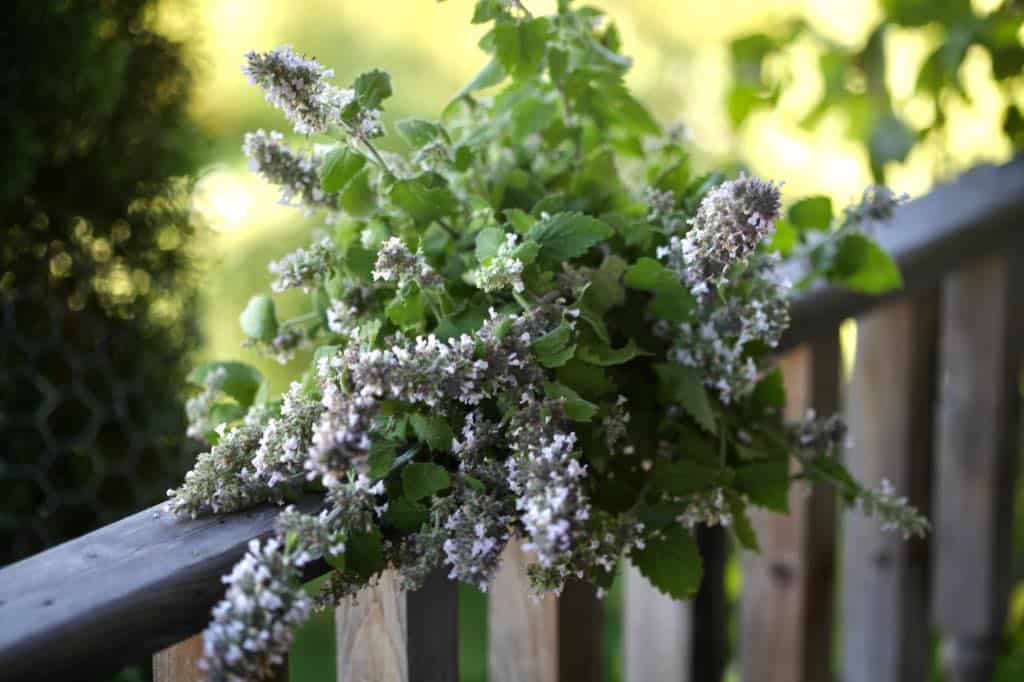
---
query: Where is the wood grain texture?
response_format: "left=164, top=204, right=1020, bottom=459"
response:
left=932, top=252, right=1022, bottom=682
left=489, top=540, right=558, bottom=682
left=336, top=570, right=408, bottom=682
left=0, top=495, right=321, bottom=682
left=841, top=296, right=936, bottom=682
left=623, top=563, right=692, bottom=682
left=154, top=633, right=205, bottom=682
left=741, top=337, right=840, bottom=682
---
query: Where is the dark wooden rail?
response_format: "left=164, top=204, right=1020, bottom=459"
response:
left=1, top=157, right=1022, bottom=682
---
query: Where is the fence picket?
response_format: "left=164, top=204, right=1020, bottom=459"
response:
left=623, top=563, right=693, bottom=682
left=841, top=296, right=936, bottom=682
left=740, top=336, right=841, bottom=682
left=153, top=634, right=287, bottom=682
left=932, top=253, right=1022, bottom=682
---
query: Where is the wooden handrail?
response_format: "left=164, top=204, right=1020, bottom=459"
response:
left=1, top=157, right=1022, bottom=681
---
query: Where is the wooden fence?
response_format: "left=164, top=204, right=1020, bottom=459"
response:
left=2, top=158, right=1023, bottom=682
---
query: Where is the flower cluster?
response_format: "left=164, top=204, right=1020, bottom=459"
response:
left=174, top=6, right=928, bottom=676
left=372, top=237, right=442, bottom=289
left=201, top=539, right=311, bottom=682
left=473, top=233, right=526, bottom=293
left=242, top=46, right=352, bottom=135
left=678, top=174, right=782, bottom=281
left=243, top=130, right=337, bottom=213
left=268, top=238, right=334, bottom=293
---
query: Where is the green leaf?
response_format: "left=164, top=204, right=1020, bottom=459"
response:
left=630, top=525, right=702, bottom=600
left=320, top=147, right=367, bottom=194
left=828, top=233, right=903, bottom=294
left=651, top=459, right=731, bottom=497
left=528, top=212, right=613, bottom=262
left=544, top=381, right=599, bottom=422
left=402, top=461, right=452, bottom=500
left=726, top=493, right=760, bottom=551
left=339, top=167, right=376, bottom=216
left=531, top=322, right=571, bottom=356
left=494, top=18, right=550, bottom=80
left=556, top=359, right=616, bottom=400
left=408, top=413, right=454, bottom=452
left=576, top=338, right=646, bottom=367
left=353, top=69, right=393, bottom=109
left=382, top=497, right=428, bottom=532
left=343, top=243, right=376, bottom=281
left=386, top=290, right=425, bottom=328
left=654, top=363, right=716, bottom=432
left=788, top=196, right=833, bottom=231
left=868, top=115, right=915, bottom=182
left=367, top=440, right=398, bottom=479
left=187, top=362, right=264, bottom=408
left=397, top=118, right=447, bottom=148
left=769, top=218, right=798, bottom=256
left=504, top=208, right=535, bottom=234
left=751, top=368, right=786, bottom=410
left=388, top=173, right=459, bottom=225
left=345, top=527, right=384, bottom=580
left=734, top=460, right=790, bottom=513
left=475, top=227, right=506, bottom=260
left=449, top=58, right=506, bottom=109
left=623, top=258, right=695, bottom=322
left=239, top=295, right=278, bottom=342
left=582, top=255, right=627, bottom=315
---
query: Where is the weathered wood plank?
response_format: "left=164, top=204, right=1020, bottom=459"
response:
left=489, top=540, right=558, bottom=682
left=623, top=563, right=692, bottom=682
left=932, top=252, right=1022, bottom=682
left=740, top=336, right=841, bottom=682
left=841, top=295, right=936, bottom=682
left=154, top=634, right=205, bottom=682
left=336, top=570, right=409, bottom=682
left=0, top=495, right=321, bottom=682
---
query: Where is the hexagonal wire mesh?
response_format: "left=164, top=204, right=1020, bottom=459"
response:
left=0, top=282, right=198, bottom=565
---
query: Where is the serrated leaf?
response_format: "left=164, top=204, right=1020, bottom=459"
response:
left=188, top=361, right=264, bottom=408
left=576, top=338, right=646, bottom=367
left=402, top=461, right=452, bottom=500
left=788, top=196, right=833, bottom=231
left=828, top=233, right=903, bottom=294
left=397, top=118, right=447, bottom=148
left=382, top=497, right=428, bottom=532
left=651, top=459, right=732, bottom=497
left=320, top=146, right=367, bottom=194
left=623, top=258, right=695, bottom=322
left=386, top=290, right=425, bottom=328
left=367, top=440, right=398, bottom=479
left=531, top=322, right=572, bottom=356
left=239, top=295, right=278, bottom=342
left=388, top=173, right=459, bottom=225
left=733, top=460, right=790, bottom=513
left=353, top=69, right=392, bottom=109
left=528, top=212, right=613, bottom=262
left=504, top=208, right=536, bottom=234
left=408, top=414, right=454, bottom=452
left=345, top=527, right=384, bottom=580
left=654, top=363, right=716, bottom=432
left=475, top=227, right=506, bottom=260
left=339, top=167, right=376, bottom=216
left=544, top=381, right=598, bottom=422
left=630, top=525, right=702, bottom=600
left=494, top=17, right=550, bottom=80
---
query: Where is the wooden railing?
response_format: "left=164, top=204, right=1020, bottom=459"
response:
left=2, top=158, right=1023, bottom=682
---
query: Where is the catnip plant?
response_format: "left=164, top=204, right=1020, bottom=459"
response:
left=169, top=2, right=928, bottom=679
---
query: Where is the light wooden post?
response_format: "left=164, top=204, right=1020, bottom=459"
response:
left=624, top=564, right=693, bottom=682
left=932, top=253, right=1022, bottom=682
left=841, top=296, right=936, bottom=682
left=154, top=633, right=288, bottom=682
left=335, top=567, right=458, bottom=682
left=740, top=335, right=841, bottom=682
left=488, top=539, right=602, bottom=682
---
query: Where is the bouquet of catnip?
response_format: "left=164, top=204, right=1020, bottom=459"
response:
left=168, top=1, right=928, bottom=679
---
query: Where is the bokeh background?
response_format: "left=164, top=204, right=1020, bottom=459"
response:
left=2, top=0, right=1023, bottom=680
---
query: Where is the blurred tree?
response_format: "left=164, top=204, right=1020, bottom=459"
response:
left=726, top=0, right=1024, bottom=181
left=0, top=0, right=203, bottom=565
